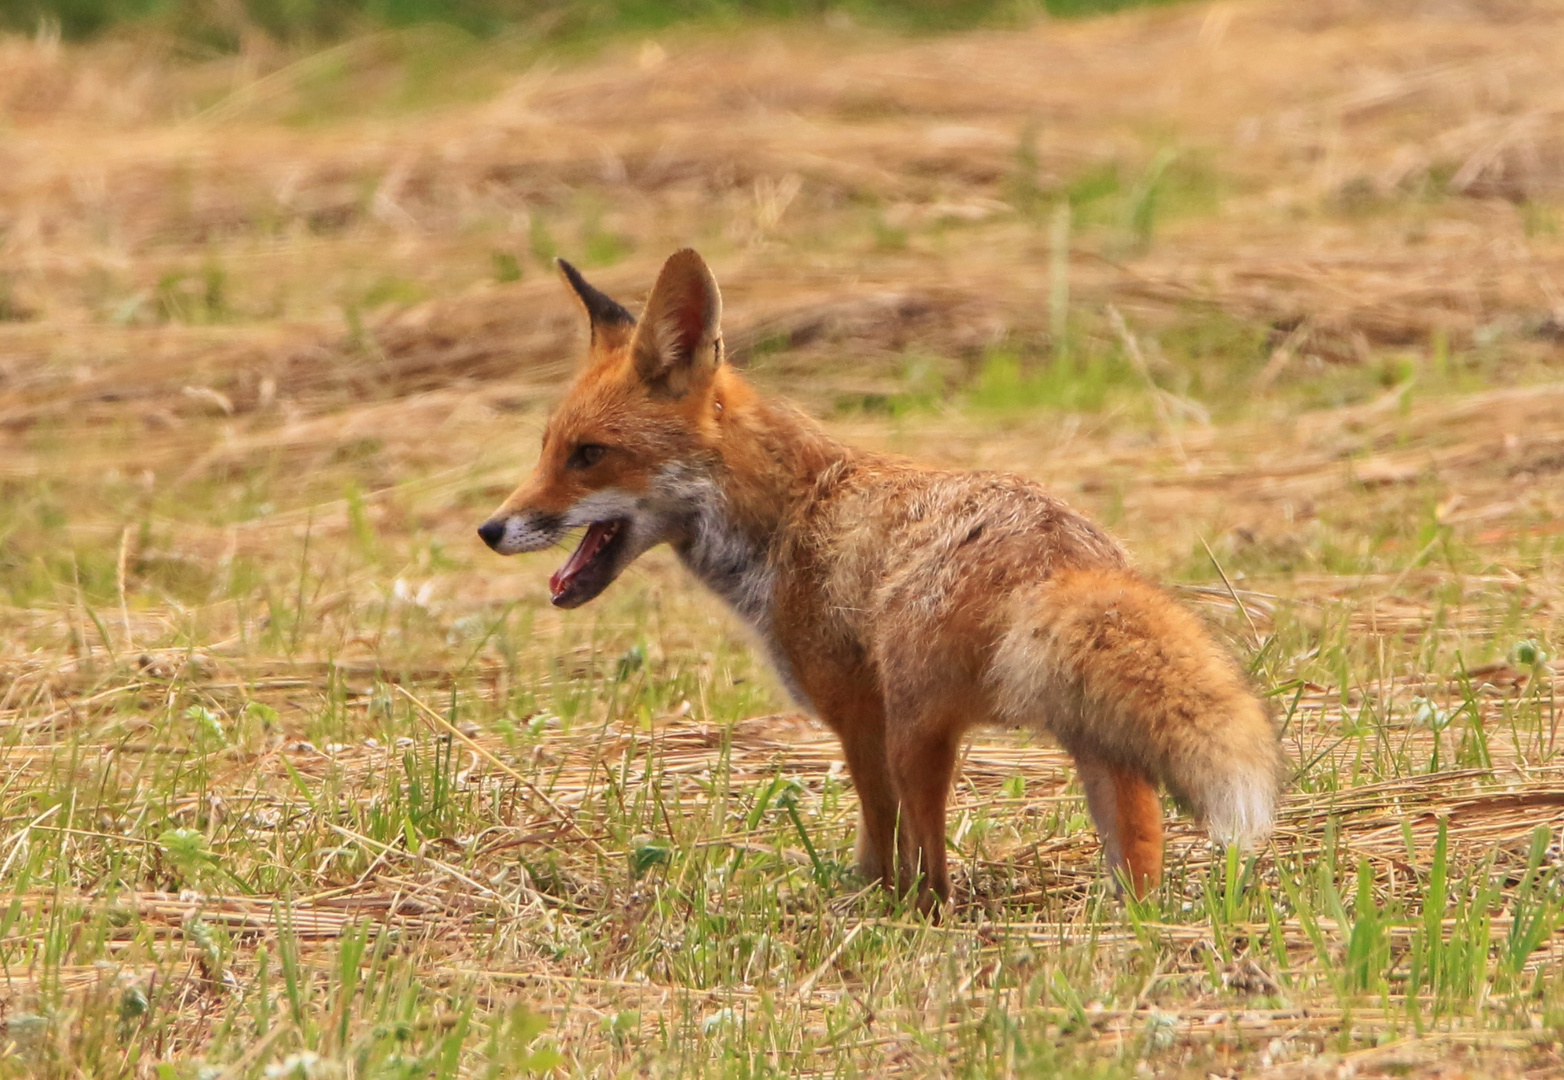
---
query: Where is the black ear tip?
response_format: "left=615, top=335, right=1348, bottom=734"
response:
left=557, top=256, right=635, bottom=329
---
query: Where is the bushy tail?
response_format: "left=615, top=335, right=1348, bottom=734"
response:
left=989, top=568, right=1282, bottom=849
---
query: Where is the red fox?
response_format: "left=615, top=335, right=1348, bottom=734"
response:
left=479, top=249, right=1282, bottom=908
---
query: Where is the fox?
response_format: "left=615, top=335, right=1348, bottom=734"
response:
left=478, top=248, right=1282, bottom=910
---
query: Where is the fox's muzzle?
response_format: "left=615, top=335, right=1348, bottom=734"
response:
left=476, top=519, right=506, bottom=551
left=476, top=511, right=565, bottom=556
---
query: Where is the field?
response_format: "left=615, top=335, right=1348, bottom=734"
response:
left=3, top=0, right=1564, bottom=1075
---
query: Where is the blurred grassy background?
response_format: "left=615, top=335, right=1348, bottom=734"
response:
left=5, top=0, right=1176, bottom=46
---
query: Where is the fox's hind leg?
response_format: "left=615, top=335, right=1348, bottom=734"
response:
left=1076, top=753, right=1163, bottom=898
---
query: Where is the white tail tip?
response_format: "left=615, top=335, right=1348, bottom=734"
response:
left=1205, top=774, right=1276, bottom=851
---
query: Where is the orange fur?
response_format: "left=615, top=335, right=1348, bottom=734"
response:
left=480, top=250, right=1283, bottom=912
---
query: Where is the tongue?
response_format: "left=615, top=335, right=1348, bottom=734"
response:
left=550, top=521, right=615, bottom=599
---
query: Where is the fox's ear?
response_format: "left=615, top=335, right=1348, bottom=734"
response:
left=557, top=258, right=636, bottom=350
left=631, top=249, right=722, bottom=398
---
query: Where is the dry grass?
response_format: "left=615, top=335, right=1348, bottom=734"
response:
left=2, top=0, right=1564, bottom=1076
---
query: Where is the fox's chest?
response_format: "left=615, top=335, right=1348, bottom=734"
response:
left=674, top=503, right=772, bottom=623
left=674, top=506, right=811, bottom=706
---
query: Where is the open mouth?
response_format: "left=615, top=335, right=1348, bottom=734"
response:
left=548, top=519, right=630, bottom=608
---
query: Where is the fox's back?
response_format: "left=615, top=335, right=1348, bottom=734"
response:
left=773, top=458, right=1130, bottom=681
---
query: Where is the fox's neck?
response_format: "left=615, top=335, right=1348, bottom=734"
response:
left=714, top=380, right=854, bottom=536
left=668, top=371, right=854, bottom=627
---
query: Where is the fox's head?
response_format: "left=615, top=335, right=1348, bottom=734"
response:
left=477, top=248, right=737, bottom=608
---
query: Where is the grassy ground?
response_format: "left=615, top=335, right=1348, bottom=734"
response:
left=3, top=0, right=1564, bottom=1075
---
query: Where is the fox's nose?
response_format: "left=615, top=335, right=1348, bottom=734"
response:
left=477, top=519, right=507, bottom=552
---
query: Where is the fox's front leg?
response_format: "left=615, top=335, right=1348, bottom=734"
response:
left=816, top=692, right=898, bottom=889
left=837, top=721, right=898, bottom=887
left=885, top=713, right=960, bottom=914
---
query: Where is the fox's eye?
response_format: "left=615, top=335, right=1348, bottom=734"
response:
left=566, top=443, right=609, bottom=470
